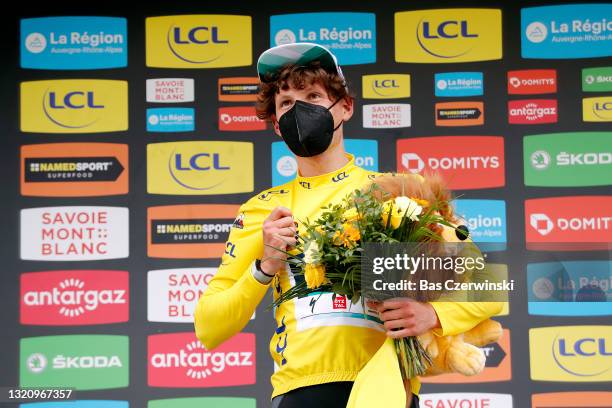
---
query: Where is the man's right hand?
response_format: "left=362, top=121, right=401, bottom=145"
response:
left=261, top=206, right=296, bottom=276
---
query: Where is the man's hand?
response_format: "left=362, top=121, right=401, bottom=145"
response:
left=367, top=298, right=441, bottom=339
left=261, top=206, right=297, bottom=276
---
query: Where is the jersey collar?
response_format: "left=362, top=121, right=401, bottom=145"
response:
left=295, top=153, right=358, bottom=190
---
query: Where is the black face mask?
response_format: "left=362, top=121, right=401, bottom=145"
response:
left=278, top=99, right=343, bottom=157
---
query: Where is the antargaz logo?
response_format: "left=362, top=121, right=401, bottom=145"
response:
left=20, top=80, right=128, bottom=133
left=146, top=15, right=252, bottom=68
left=395, top=9, right=502, bottom=63
left=148, top=332, right=255, bottom=387
left=508, top=99, right=557, bottom=124
left=20, top=270, right=129, bottom=325
left=20, top=335, right=129, bottom=390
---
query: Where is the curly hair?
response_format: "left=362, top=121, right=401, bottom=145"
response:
left=255, top=61, right=350, bottom=122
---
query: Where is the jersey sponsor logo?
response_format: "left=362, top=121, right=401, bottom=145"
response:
left=146, top=78, right=194, bottom=103
left=434, top=72, right=483, bottom=97
left=21, top=17, right=127, bottom=70
left=508, top=69, right=557, bottom=94
left=270, top=12, right=376, bottom=65
left=583, top=96, right=612, bottom=122
left=20, top=270, right=129, bottom=325
left=435, top=101, right=484, bottom=126
left=521, top=4, right=612, bottom=59
left=363, top=104, right=411, bottom=128
left=148, top=204, right=239, bottom=258
left=21, top=143, right=128, bottom=197
left=257, top=189, right=290, bottom=201
left=218, top=77, right=259, bottom=102
left=528, top=261, right=611, bottom=316
left=582, top=67, right=612, bottom=92
left=508, top=99, right=557, bottom=124
left=395, top=9, right=502, bottom=63
left=422, top=329, right=512, bottom=383
left=218, top=106, right=266, bottom=131
left=362, top=74, right=410, bottom=99
left=397, top=136, right=505, bottom=190
left=147, top=108, right=195, bottom=132
left=20, top=335, right=129, bottom=390
left=146, top=15, right=252, bottom=68
left=20, top=80, right=128, bottom=133
left=529, top=326, right=612, bottom=382
left=419, top=393, right=513, bottom=408
left=453, top=199, right=506, bottom=251
left=525, top=196, right=612, bottom=250
left=532, top=391, right=612, bottom=407
left=20, top=206, right=129, bottom=261
left=147, top=141, right=253, bottom=195
left=148, top=332, right=255, bottom=387
left=524, top=132, right=612, bottom=187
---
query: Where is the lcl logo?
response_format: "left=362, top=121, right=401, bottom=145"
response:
left=421, top=21, right=478, bottom=39
left=173, top=153, right=230, bottom=171
left=47, top=91, right=104, bottom=109
left=171, top=26, right=228, bottom=44
left=373, top=80, right=399, bottom=89
left=332, top=171, right=349, bottom=182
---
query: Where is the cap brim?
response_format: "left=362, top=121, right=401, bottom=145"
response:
left=257, top=42, right=341, bottom=82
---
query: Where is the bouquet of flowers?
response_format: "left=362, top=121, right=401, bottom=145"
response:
left=269, top=173, right=461, bottom=379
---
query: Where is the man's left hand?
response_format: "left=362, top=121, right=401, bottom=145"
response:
left=367, top=298, right=441, bottom=339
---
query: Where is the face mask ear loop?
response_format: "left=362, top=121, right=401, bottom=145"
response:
left=328, top=97, right=344, bottom=132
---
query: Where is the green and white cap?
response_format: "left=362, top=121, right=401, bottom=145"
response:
left=257, top=42, right=345, bottom=84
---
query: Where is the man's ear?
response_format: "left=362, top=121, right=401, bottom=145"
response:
left=341, top=96, right=354, bottom=122
left=271, top=114, right=282, bottom=137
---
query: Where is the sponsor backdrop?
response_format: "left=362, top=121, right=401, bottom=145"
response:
left=1, top=1, right=611, bottom=407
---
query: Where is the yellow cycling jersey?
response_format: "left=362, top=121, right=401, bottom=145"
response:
left=194, top=153, right=503, bottom=399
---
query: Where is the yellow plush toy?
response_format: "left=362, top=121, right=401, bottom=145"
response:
left=347, top=173, right=503, bottom=408
left=371, top=172, right=503, bottom=377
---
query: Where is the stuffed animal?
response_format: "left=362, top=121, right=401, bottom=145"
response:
left=369, top=172, right=503, bottom=377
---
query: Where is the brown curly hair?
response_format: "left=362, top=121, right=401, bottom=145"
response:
left=255, top=61, right=350, bottom=122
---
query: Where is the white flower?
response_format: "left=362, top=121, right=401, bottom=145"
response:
left=394, top=196, right=423, bottom=221
left=303, top=240, right=320, bottom=264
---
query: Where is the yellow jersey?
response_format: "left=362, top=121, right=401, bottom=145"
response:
left=194, top=153, right=502, bottom=399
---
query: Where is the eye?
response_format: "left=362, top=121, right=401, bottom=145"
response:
left=308, top=92, right=322, bottom=101
left=279, top=99, right=293, bottom=108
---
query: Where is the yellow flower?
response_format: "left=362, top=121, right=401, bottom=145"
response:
left=304, top=263, right=329, bottom=289
left=411, top=197, right=429, bottom=208
left=343, top=207, right=361, bottom=222
left=333, top=222, right=361, bottom=247
left=382, top=196, right=424, bottom=228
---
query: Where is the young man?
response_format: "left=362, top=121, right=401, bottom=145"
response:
left=194, top=43, right=502, bottom=407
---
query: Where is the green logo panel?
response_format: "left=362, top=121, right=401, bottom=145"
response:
left=582, top=67, right=612, bottom=92
left=148, top=397, right=256, bottom=408
left=20, top=335, right=129, bottom=390
left=524, top=132, right=612, bottom=187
